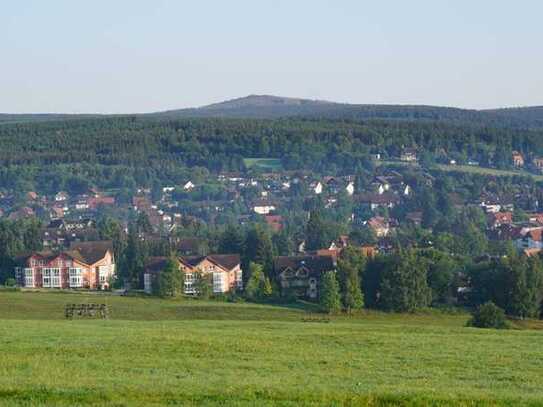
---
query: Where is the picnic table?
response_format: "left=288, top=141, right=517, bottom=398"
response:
left=65, top=303, right=109, bottom=319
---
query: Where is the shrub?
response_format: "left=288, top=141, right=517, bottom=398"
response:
left=5, top=278, right=16, bottom=287
left=467, top=301, right=509, bottom=329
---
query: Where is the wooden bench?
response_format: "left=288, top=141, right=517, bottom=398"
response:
left=65, top=303, right=109, bottom=320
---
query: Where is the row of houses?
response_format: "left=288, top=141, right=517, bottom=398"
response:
left=143, top=252, right=339, bottom=300
left=14, top=238, right=360, bottom=301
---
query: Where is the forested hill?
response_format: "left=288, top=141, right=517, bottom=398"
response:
left=154, top=95, right=543, bottom=129
left=1, top=114, right=543, bottom=195
left=483, top=106, right=543, bottom=128
left=0, top=113, right=102, bottom=125
left=3, top=95, right=543, bottom=129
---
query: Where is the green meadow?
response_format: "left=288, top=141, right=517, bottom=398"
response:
left=243, top=158, right=283, bottom=171
left=1, top=291, right=543, bottom=406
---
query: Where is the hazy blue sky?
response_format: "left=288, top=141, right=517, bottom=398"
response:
left=2, top=0, right=542, bottom=113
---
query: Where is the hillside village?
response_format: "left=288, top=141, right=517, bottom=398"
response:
left=7, top=148, right=543, bottom=313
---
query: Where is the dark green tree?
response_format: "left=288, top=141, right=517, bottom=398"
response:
left=319, top=271, right=341, bottom=314
left=337, top=246, right=365, bottom=312
left=379, top=250, right=432, bottom=312
left=153, top=257, right=183, bottom=297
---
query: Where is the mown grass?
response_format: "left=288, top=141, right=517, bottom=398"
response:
left=1, top=291, right=543, bottom=406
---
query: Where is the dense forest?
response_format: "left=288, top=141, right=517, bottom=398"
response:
left=1, top=112, right=543, bottom=196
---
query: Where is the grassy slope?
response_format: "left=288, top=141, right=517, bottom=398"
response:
left=1, top=292, right=543, bottom=406
left=377, top=160, right=543, bottom=181
left=435, top=164, right=543, bottom=181
left=243, top=158, right=283, bottom=171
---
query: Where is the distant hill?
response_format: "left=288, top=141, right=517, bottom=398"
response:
left=484, top=106, right=543, bottom=128
left=2, top=95, right=543, bottom=128
left=154, top=94, right=340, bottom=119
left=0, top=113, right=102, bottom=124
left=153, top=95, right=543, bottom=129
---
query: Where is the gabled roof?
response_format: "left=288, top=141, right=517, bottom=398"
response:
left=180, top=254, right=240, bottom=271
left=356, top=193, right=401, bottom=204
left=144, top=257, right=170, bottom=274
left=274, top=255, right=335, bottom=278
left=68, top=241, right=113, bottom=264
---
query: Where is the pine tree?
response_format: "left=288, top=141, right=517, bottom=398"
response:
left=319, top=271, right=341, bottom=314
left=119, top=224, right=146, bottom=289
left=337, top=246, right=364, bottom=312
left=245, top=262, right=265, bottom=301
left=219, top=225, right=244, bottom=254
left=305, top=210, right=329, bottom=250
left=245, top=225, right=273, bottom=275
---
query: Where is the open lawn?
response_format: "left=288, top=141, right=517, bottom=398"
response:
left=1, top=291, right=543, bottom=406
left=243, top=158, right=283, bottom=171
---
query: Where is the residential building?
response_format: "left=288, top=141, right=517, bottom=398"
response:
left=367, top=216, right=390, bottom=237
left=143, top=254, right=242, bottom=295
left=253, top=200, right=276, bottom=215
left=14, top=241, right=115, bottom=290
left=533, top=157, right=543, bottom=171
left=487, top=212, right=513, bottom=229
left=512, top=151, right=524, bottom=167
left=274, top=255, right=336, bottom=300
left=516, top=228, right=543, bottom=250
left=400, top=148, right=417, bottom=162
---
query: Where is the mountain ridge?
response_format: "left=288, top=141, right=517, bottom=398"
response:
left=2, top=95, right=543, bottom=128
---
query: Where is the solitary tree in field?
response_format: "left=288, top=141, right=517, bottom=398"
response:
left=320, top=271, right=341, bottom=314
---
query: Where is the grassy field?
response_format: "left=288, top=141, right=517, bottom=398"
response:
left=243, top=158, right=283, bottom=171
left=435, top=164, right=543, bottom=181
left=1, top=291, right=543, bottom=406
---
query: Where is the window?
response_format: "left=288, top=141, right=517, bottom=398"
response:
left=184, top=273, right=195, bottom=294
left=51, top=268, right=61, bottom=287
left=42, top=269, right=51, bottom=287
left=235, top=271, right=243, bottom=289
left=213, top=272, right=224, bottom=293
left=24, top=268, right=34, bottom=288
left=98, top=266, right=109, bottom=284
left=69, top=268, right=82, bottom=288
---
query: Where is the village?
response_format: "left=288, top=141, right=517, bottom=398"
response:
left=8, top=148, right=543, bottom=304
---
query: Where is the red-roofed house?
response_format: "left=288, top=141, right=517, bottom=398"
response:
left=14, top=241, right=115, bottom=290
left=516, top=228, right=543, bottom=250
left=144, top=254, right=243, bottom=295
left=487, top=212, right=513, bottom=229
left=264, top=215, right=283, bottom=232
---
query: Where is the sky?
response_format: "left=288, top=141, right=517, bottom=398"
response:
left=2, top=0, right=543, bottom=113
